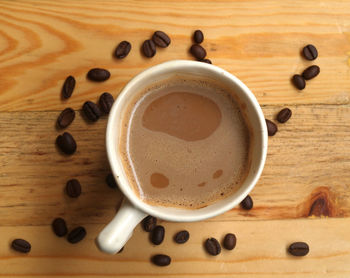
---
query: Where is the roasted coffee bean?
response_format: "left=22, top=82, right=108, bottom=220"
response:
left=174, top=230, right=190, bottom=244
left=302, top=44, right=318, bottom=61
left=67, top=226, right=86, bottom=244
left=152, top=31, right=171, bottom=48
left=288, top=242, right=309, bottom=256
left=52, top=217, right=68, bottom=237
left=142, top=215, right=157, bottom=232
left=87, top=68, right=110, bottom=82
left=292, top=74, right=306, bottom=90
left=83, top=101, right=101, bottom=122
left=201, top=58, right=212, bottom=64
left=193, top=30, right=204, bottom=44
left=57, top=108, right=75, bottom=128
left=205, top=238, right=221, bottom=256
left=190, top=44, right=207, bottom=60
left=223, top=233, right=236, bottom=250
left=62, top=75, right=76, bottom=99
left=302, top=65, right=320, bottom=80
left=106, top=173, right=117, bottom=189
left=99, top=92, right=114, bottom=114
left=240, top=194, right=253, bottom=210
left=151, top=225, right=165, bottom=245
left=114, top=41, right=131, bottom=59
left=142, top=39, right=156, bottom=58
left=265, top=119, right=278, bottom=136
left=277, top=108, right=292, bottom=123
left=56, top=132, right=77, bottom=154
left=66, top=179, right=81, bottom=198
left=151, top=254, right=171, bottom=266
left=11, top=239, right=31, bottom=253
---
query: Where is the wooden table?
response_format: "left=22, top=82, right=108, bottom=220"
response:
left=0, top=0, right=349, bottom=277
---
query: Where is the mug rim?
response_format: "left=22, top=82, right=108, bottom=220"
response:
left=106, top=60, right=267, bottom=222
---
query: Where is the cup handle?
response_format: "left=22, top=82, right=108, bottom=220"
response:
left=96, top=198, right=147, bottom=254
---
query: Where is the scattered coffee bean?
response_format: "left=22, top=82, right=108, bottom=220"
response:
left=193, top=30, right=204, bottom=44
left=142, top=39, right=156, bottom=58
left=265, top=119, right=278, bottom=136
left=67, top=226, right=86, bottom=244
left=11, top=239, right=31, bottom=253
left=292, top=74, right=306, bottom=90
left=288, top=242, right=309, bottom=256
left=57, top=108, right=75, bottom=128
left=142, top=215, right=157, bottom=232
left=62, top=75, right=76, bottom=99
left=52, top=217, right=68, bottom=237
left=106, top=173, right=117, bottom=189
left=87, top=68, right=110, bottom=82
left=205, top=238, right=221, bottom=256
left=240, top=194, right=253, bottom=210
left=83, top=101, right=101, bottom=122
left=302, top=65, right=320, bottom=80
left=151, top=225, right=165, bottom=245
left=201, top=59, right=212, bottom=64
left=114, top=41, right=131, bottom=59
left=223, top=233, right=236, bottom=250
left=99, top=92, right=114, bottom=114
left=277, top=108, right=292, bottom=123
left=152, top=31, right=171, bottom=48
left=66, top=179, right=81, bottom=198
left=190, top=44, right=207, bottom=60
left=174, top=230, right=190, bottom=244
left=151, top=254, right=171, bottom=266
left=302, top=44, right=318, bottom=61
left=56, top=132, right=77, bottom=155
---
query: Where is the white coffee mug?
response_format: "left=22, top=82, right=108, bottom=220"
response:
left=96, top=60, right=267, bottom=254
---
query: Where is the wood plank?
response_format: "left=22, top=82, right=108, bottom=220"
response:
left=0, top=104, right=349, bottom=226
left=0, top=0, right=350, bottom=111
left=1, top=218, right=350, bottom=277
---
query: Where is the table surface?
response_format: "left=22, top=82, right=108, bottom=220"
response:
left=0, top=0, right=350, bottom=277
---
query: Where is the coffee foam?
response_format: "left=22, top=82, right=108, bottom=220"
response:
left=119, top=75, right=252, bottom=209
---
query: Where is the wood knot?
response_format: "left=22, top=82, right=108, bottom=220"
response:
left=307, top=187, right=335, bottom=217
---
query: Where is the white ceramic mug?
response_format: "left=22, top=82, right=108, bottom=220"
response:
left=96, top=60, right=267, bottom=254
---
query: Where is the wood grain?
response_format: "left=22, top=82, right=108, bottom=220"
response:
left=0, top=0, right=350, bottom=111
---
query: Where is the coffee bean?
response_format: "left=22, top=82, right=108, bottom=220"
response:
left=223, top=233, right=236, bottom=250
left=83, top=101, right=101, bottom=122
left=11, top=239, right=31, bottom=253
left=66, top=179, right=81, bottom=198
left=265, top=119, right=278, bottom=136
left=151, top=225, right=165, bottom=245
left=292, top=74, right=306, bottom=90
left=67, top=226, right=86, bottom=244
left=56, top=132, right=77, bottom=155
left=152, top=31, right=171, bottom=48
left=151, top=254, right=171, bottom=266
left=106, top=173, right=117, bottom=189
left=302, top=44, right=318, bottom=61
left=87, top=68, right=110, bottom=82
left=288, top=242, right=309, bottom=256
left=277, top=108, right=292, bottom=123
left=174, top=230, right=189, bottom=244
left=62, top=75, right=75, bottom=99
left=57, top=108, right=75, bottom=128
left=142, top=215, right=157, bottom=232
left=302, top=65, right=320, bottom=80
left=205, top=238, right=221, bottom=256
left=142, top=39, right=156, bottom=58
left=190, top=44, right=207, bottom=60
left=99, top=92, right=114, bottom=114
left=193, top=30, right=204, bottom=44
left=201, top=59, right=212, bottom=64
left=52, top=217, right=68, bottom=237
left=240, top=194, right=253, bottom=210
left=114, top=41, right=131, bottom=59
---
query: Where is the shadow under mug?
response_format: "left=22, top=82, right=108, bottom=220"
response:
left=96, top=60, right=268, bottom=254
